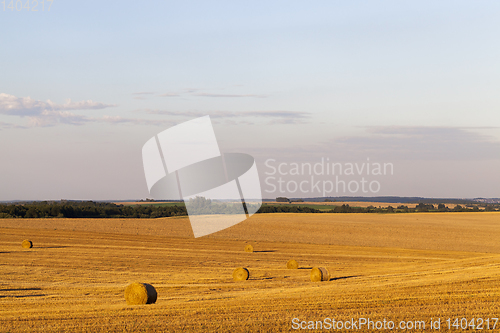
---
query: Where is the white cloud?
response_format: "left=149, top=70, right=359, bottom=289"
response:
left=1, top=93, right=308, bottom=128
left=23, top=112, right=175, bottom=128
left=0, top=93, right=116, bottom=117
left=192, top=93, right=267, bottom=98
left=156, top=88, right=267, bottom=98
left=100, top=115, right=174, bottom=126
left=132, top=92, right=157, bottom=100
left=0, top=93, right=119, bottom=127
left=158, top=92, right=181, bottom=97
left=143, top=109, right=311, bottom=124
left=27, top=110, right=92, bottom=127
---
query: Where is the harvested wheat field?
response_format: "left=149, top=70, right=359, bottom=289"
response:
left=1, top=212, right=500, bottom=332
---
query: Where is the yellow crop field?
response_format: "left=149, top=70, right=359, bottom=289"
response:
left=1, top=213, right=499, bottom=332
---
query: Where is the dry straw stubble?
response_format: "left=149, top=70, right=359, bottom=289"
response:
left=124, top=282, right=157, bottom=305
left=310, top=267, right=330, bottom=282
left=21, top=240, right=33, bottom=249
left=233, top=267, right=250, bottom=281
left=287, top=259, right=299, bottom=269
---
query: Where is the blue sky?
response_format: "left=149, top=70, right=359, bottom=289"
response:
left=1, top=1, right=499, bottom=200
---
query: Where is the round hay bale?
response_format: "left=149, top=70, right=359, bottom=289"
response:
left=244, top=244, right=254, bottom=253
left=21, top=240, right=33, bottom=249
left=233, top=267, right=250, bottom=281
left=287, top=259, right=299, bottom=269
left=310, top=267, right=330, bottom=282
left=124, top=282, right=157, bottom=305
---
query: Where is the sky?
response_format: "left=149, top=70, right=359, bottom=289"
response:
left=1, top=0, right=499, bottom=201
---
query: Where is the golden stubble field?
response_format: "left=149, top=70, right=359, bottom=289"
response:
left=1, top=213, right=499, bottom=332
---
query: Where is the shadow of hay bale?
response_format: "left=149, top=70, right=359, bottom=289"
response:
left=329, top=275, right=359, bottom=281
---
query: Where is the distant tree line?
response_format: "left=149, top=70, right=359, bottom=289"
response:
left=185, top=196, right=247, bottom=215
left=0, top=201, right=187, bottom=218
left=256, top=203, right=499, bottom=214
left=257, top=205, right=323, bottom=213
left=256, top=204, right=371, bottom=214
left=1, top=201, right=497, bottom=219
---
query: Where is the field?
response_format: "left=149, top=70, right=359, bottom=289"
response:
left=1, top=213, right=499, bottom=332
